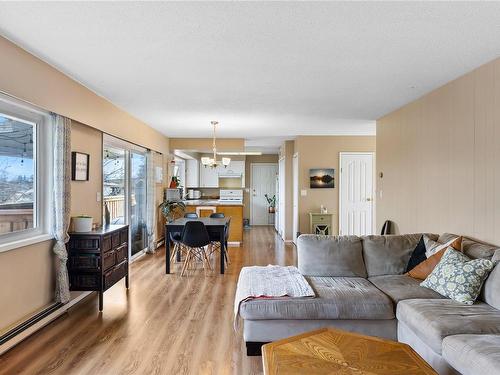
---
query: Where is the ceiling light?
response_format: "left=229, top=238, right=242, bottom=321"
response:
left=201, top=121, right=231, bottom=168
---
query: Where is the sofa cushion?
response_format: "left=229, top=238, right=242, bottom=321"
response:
left=439, top=233, right=500, bottom=260
left=406, top=244, right=454, bottom=280
left=239, top=277, right=394, bottom=320
left=421, top=248, right=494, bottom=305
left=424, top=234, right=462, bottom=257
left=369, top=275, right=444, bottom=304
left=442, top=334, right=500, bottom=375
left=362, top=234, right=429, bottom=277
left=482, top=249, right=500, bottom=309
left=405, top=236, right=427, bottom=273
left=396, top=299, right=500, bottom=354
left=297, top=235, right=366, bottom=277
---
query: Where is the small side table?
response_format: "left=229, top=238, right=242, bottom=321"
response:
left=309, top=213, right=334, bottom=235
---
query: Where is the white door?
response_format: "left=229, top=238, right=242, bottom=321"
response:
left=251, top=163, right=278, bottom=225
left=292, top=153, right=299, bottom=243
left=339, top=152, right=374, bottom=236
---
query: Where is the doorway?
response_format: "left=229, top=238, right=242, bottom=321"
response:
left=339, top=152, right=375, bottom=236
left=103, top=135, right=149, bottom=258
left=250, top=163, right=278, bottom=225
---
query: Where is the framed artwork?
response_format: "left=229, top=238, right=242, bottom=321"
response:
left=72, top=152, right=90, bottom=181
left=309, top=168, right=335, bottom=188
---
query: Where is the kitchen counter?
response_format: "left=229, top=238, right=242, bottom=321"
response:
left=183, top=199, right=244, bottom=206
left=183, top=201, right=244, bottom=244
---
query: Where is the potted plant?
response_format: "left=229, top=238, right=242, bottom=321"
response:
left=72, top=215, right=93, bottom=232
left=264, top=194, right=276, bottom=214
left=159, top=199, right=186, bottom=223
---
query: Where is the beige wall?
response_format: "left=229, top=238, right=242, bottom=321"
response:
left=70, top=122, right=103, bottom=227
left=0, top=240, right=54, bottom=333
left=295, top=136, right=376, bottom=235
left=377, top=57, right=500, bottom=245
left=0, top=36, right=170, bottom=333
left=244, top=154, right=279, bottom=219
left=0, top=36, right=169, bottom=153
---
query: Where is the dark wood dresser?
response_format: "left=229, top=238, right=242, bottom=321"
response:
left=67, top=224, right=129, bottom=311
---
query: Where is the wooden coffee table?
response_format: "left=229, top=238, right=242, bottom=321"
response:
left=262, top=328, right=437, bottom=375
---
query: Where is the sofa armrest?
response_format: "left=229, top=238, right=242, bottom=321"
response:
left=297, top=234, right=366, bottom=277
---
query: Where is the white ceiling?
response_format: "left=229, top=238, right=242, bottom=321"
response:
left=1, top=2, right=500, bottom=141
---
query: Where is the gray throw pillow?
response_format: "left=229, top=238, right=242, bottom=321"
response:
left=421, top=248, right=494, bottom=305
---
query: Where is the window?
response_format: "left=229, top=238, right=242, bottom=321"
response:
left=0, top=94, right=52, bottom=251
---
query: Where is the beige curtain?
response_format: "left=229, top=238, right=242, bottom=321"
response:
left=52, top=114, right=72, bottom=303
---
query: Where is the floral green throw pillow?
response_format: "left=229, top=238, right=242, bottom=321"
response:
left=421, top=248, right=494, bottom=305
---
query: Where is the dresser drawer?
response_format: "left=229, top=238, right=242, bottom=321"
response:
left=102, top=250, right=116, bottom=271
left=115, top=244, right=127, bottom=264
left=111, top=232, right=121, bottom=248
left=103, top=261, right=128, bottom=291
left=69, top=238, right=100, bottom=251
left=120, top=229, right=128, bottom=245
left=70, top=273, right=100, bottom=290
left=102, top=235, right=112, bottom=252
left=69, top=254, right=100, bottom=271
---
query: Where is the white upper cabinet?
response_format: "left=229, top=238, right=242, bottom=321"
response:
left=220, top=160, right=245, bottom=176
left=185, top=159, right=199, bottom=188
left=199, top=163, right=219, bottom=187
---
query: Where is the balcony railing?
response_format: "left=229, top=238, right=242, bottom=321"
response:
left=0, top=203, right=34, bottom=235
left=104, top=195, right=125, bottom=222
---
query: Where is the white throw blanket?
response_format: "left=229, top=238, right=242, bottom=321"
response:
left=233, top=265, right=315, bottom=330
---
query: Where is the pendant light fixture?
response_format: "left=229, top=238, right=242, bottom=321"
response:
left=201, top=121, right=231, bottom=168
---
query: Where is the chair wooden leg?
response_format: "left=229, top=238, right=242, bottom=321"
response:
left=170, top=243, right=178, bottom=263
left=181, top=250, right=192, bottom=276
left=203, top=247, right=213, bottom=271
left=225, top=245, right=230, bottom=265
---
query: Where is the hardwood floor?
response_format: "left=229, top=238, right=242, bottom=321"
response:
left=0, top=226, right=296, bottom=375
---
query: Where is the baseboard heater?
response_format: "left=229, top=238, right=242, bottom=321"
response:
left=0, top=302, right=62, bottom=346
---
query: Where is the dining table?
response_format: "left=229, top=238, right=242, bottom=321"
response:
left=165, top=217, right=230, bottom=274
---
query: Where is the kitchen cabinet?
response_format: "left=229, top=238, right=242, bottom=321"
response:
left=200, top=164, right=219, bottom=187
left=198, top=160, right=246, bottom=188
left=221, top=160, right=245, bottom=176
left=218, top=160, right=245, bottom=188
left=185, top=159, right=199, bottom=188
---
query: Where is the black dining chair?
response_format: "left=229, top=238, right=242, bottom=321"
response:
left=184, top=212, right=199, bottom=218
left=180, top=221, right=212, bottom=276
left=208, top=214, right=230, bottom=265
left=209, top=213, right=225, bottom=218
left=169, top=232, right=185, bottom=264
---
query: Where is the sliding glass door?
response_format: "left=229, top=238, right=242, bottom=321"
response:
left=103, top=135, right=149, bottom=258
left=129, top=151, right=147, bottom=256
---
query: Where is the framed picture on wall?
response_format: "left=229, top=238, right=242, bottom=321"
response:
left=72, top=152, right=90, bottom=181
left=310, top=168, right=335, bottom=188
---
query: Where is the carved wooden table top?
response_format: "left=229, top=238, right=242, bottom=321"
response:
left=262, top=328, right=437, bottom=375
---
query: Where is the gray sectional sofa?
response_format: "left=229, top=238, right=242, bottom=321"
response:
left=239, top=233, right=500, bottom=375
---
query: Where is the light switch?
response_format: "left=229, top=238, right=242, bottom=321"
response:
left=300, top=189, right=307, bottom=197
left=96, top=192, right=101, bottom=202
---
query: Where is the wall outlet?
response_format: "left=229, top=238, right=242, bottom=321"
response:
left=300, top=189, right=307, bottom=197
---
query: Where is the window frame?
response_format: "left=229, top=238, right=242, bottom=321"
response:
left=0, top=94, right=53, bottom=253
